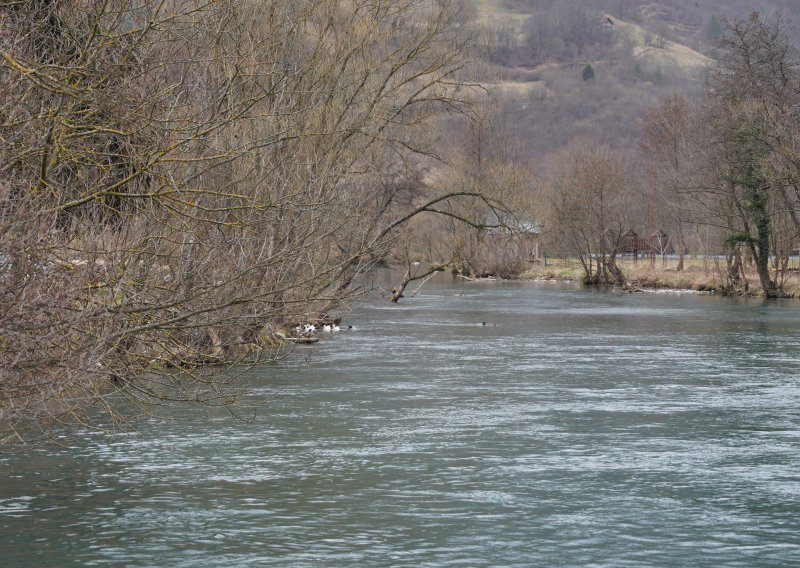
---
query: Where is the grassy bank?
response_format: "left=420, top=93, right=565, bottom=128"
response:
left=522, top=257, right=800, bottom=296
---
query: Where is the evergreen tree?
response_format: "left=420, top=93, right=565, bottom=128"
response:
left=582, top=63, right=595, bottom=81
left=706, top=15, right=723, bottom=40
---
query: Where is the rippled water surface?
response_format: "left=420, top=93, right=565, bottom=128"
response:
left=3, top=277, right=800, bottom=566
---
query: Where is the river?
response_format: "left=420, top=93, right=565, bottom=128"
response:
left=2, top=276, right=800, bottom=567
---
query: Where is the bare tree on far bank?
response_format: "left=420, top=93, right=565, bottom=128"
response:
left=543, top=139, right=633, bottom=287
left=642, top=13, right=800, bottom=297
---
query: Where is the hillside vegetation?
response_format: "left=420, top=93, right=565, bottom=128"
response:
left=465, top=0, right=712, bottom=158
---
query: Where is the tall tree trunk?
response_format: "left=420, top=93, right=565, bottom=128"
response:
left=750, top=199, right=779, bottom=297
left=605, top=257, right=628, bottom=289
left=676, top=223, right=686, bottom=271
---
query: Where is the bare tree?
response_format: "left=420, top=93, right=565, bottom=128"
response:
left=0, top=0, right=499, bottom=442
left=641, top=92, right=697, bottom=270
left=393, top=100, right=538, bottom=287
left=643, top=13, right=800, bottom=297
left=544, top=139, right=632, bottom=287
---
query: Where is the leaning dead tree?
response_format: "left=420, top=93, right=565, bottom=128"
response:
left=0, top=0, right=501, bottom=442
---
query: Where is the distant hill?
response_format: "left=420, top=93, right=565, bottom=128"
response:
left=462, top=0, right=798, bottom=163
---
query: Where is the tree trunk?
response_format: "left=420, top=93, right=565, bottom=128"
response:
left=605, top=257, right=628, bottom=289
left=391, top=263, right=449, bottom=303
left=753, top=250, right=778, bottom=297
left=676, top=224, right=686, bottom=271
left=751, top=213, right=779, bottom=297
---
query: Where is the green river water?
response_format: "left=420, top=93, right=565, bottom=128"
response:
left=2, top=277, right=800, bottom=566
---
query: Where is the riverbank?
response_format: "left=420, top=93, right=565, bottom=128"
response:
left=521, top=257, right=800, bottom=297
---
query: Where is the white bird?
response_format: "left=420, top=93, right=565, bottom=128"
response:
left=323, top=324, right=332, bottom=332
left=332, top=324, right=340, bottom=331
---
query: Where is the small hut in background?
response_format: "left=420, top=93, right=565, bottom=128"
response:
left=620, top=229, right=673, bottom=261
left=484, top=217, right=541, bottom=262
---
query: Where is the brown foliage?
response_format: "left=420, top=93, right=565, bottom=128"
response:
left=0, top=0, right=496, bottom=442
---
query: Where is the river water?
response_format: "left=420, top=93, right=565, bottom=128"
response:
left=2, top=276, right=800, bottom=567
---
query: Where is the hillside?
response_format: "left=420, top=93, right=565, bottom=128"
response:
left=463, top=0, right=795, bottom=163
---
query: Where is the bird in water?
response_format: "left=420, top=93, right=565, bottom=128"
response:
left=295, top=323, right=316, bottom=336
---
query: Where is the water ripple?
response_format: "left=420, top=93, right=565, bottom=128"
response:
left=2, top=280, right=800, bottom=566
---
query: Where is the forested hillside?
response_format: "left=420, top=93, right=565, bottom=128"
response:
left=465, top=0, right=799, bottom=157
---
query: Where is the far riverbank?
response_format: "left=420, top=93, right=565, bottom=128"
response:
left=520, top=257, right=800, bottom=297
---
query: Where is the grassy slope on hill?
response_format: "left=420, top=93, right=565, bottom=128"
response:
left=610, top=14, right=711, bottom=70
left=467, top=2, right=711, bottom=159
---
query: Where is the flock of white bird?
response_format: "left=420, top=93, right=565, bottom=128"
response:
left=294, top=323, right=340, bottom=337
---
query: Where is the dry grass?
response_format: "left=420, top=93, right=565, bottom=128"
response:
left=479, top=80, right=546, bottom=95
left=473, top=0, right=530, bottom=23
left=470, top=2, right=711, bottom=73
left=521, top=259, right=584, bottom=282
left=607, top=14, right=711, bottom=72
left=523, top=257, right=800, bottom=296
left=468, top=3, right=710, bottom=106
left=621, top=258, right=722, bottom=292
